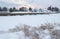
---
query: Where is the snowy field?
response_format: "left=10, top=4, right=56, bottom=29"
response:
left=0, top=13, right=60, bottom=39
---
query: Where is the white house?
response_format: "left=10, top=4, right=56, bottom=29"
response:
left=0, top=11, right=10, bottom=14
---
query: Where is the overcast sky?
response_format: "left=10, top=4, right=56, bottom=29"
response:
left=0, top=0, right=60, bottom=9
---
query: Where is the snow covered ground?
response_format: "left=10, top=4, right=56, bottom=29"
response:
left=0, top=13, right=60, bottom=39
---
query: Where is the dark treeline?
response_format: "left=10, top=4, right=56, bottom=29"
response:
left=0, top=7, right=33, bottom=12
left=0, top=7, right=8, bottom=11
left=47, top=6, right=59, bottom=12
left=0, top=6, right=60, bottom=12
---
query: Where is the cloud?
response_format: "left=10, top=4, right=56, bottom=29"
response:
left=0, top=0, right=60, bottom=9
left=0, top=0, right=36, bottom=8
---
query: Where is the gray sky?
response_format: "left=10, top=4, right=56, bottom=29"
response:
left=0, top=0, right=60, bottom=9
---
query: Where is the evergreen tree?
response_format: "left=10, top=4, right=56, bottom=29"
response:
left=0, top=7, right=2, bottom=11
left=3, top=7, right=7, bottom=11
left=9, top=8, right=13, bottom=12
left=29, top=7, right=32, bottom=12
left=47, top=6, right=52, bottom=10
left=13, top=7, right=16, bottom=11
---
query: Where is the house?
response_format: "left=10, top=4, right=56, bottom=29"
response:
left=0, top=11, right=10, bottom=16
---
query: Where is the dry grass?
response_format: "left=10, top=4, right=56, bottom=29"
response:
left=51, top=30, right=60, bottom=39
left=8, top=26, right=21, bottom=33
left=7, top=23, right=60, bottom=39
left=22, top=24, right=30, bottom=37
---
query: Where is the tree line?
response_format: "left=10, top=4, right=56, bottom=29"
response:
left=0, top=6, right=60, bottom=12
left=47, top=6, right=59, bottom=12
left=0, top=7, right=34, bottom=12
left=0, top=7, right=7, bottom=11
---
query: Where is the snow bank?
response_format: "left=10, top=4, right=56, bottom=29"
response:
left=0, top=33, right=18, bottom=39
left=0, top=13, right=60, bottom=30
left=0, top=13, right=60, bottom=39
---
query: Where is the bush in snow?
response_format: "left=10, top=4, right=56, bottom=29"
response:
left=7, top=23, right=60, bottom=39
left=39, top=23, right=54, bottom=31
left=8, top=26, right=21, bottom=33
left=51, top=30, right=60, bottom=39
left=22, top=24, right=30, bottom=37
